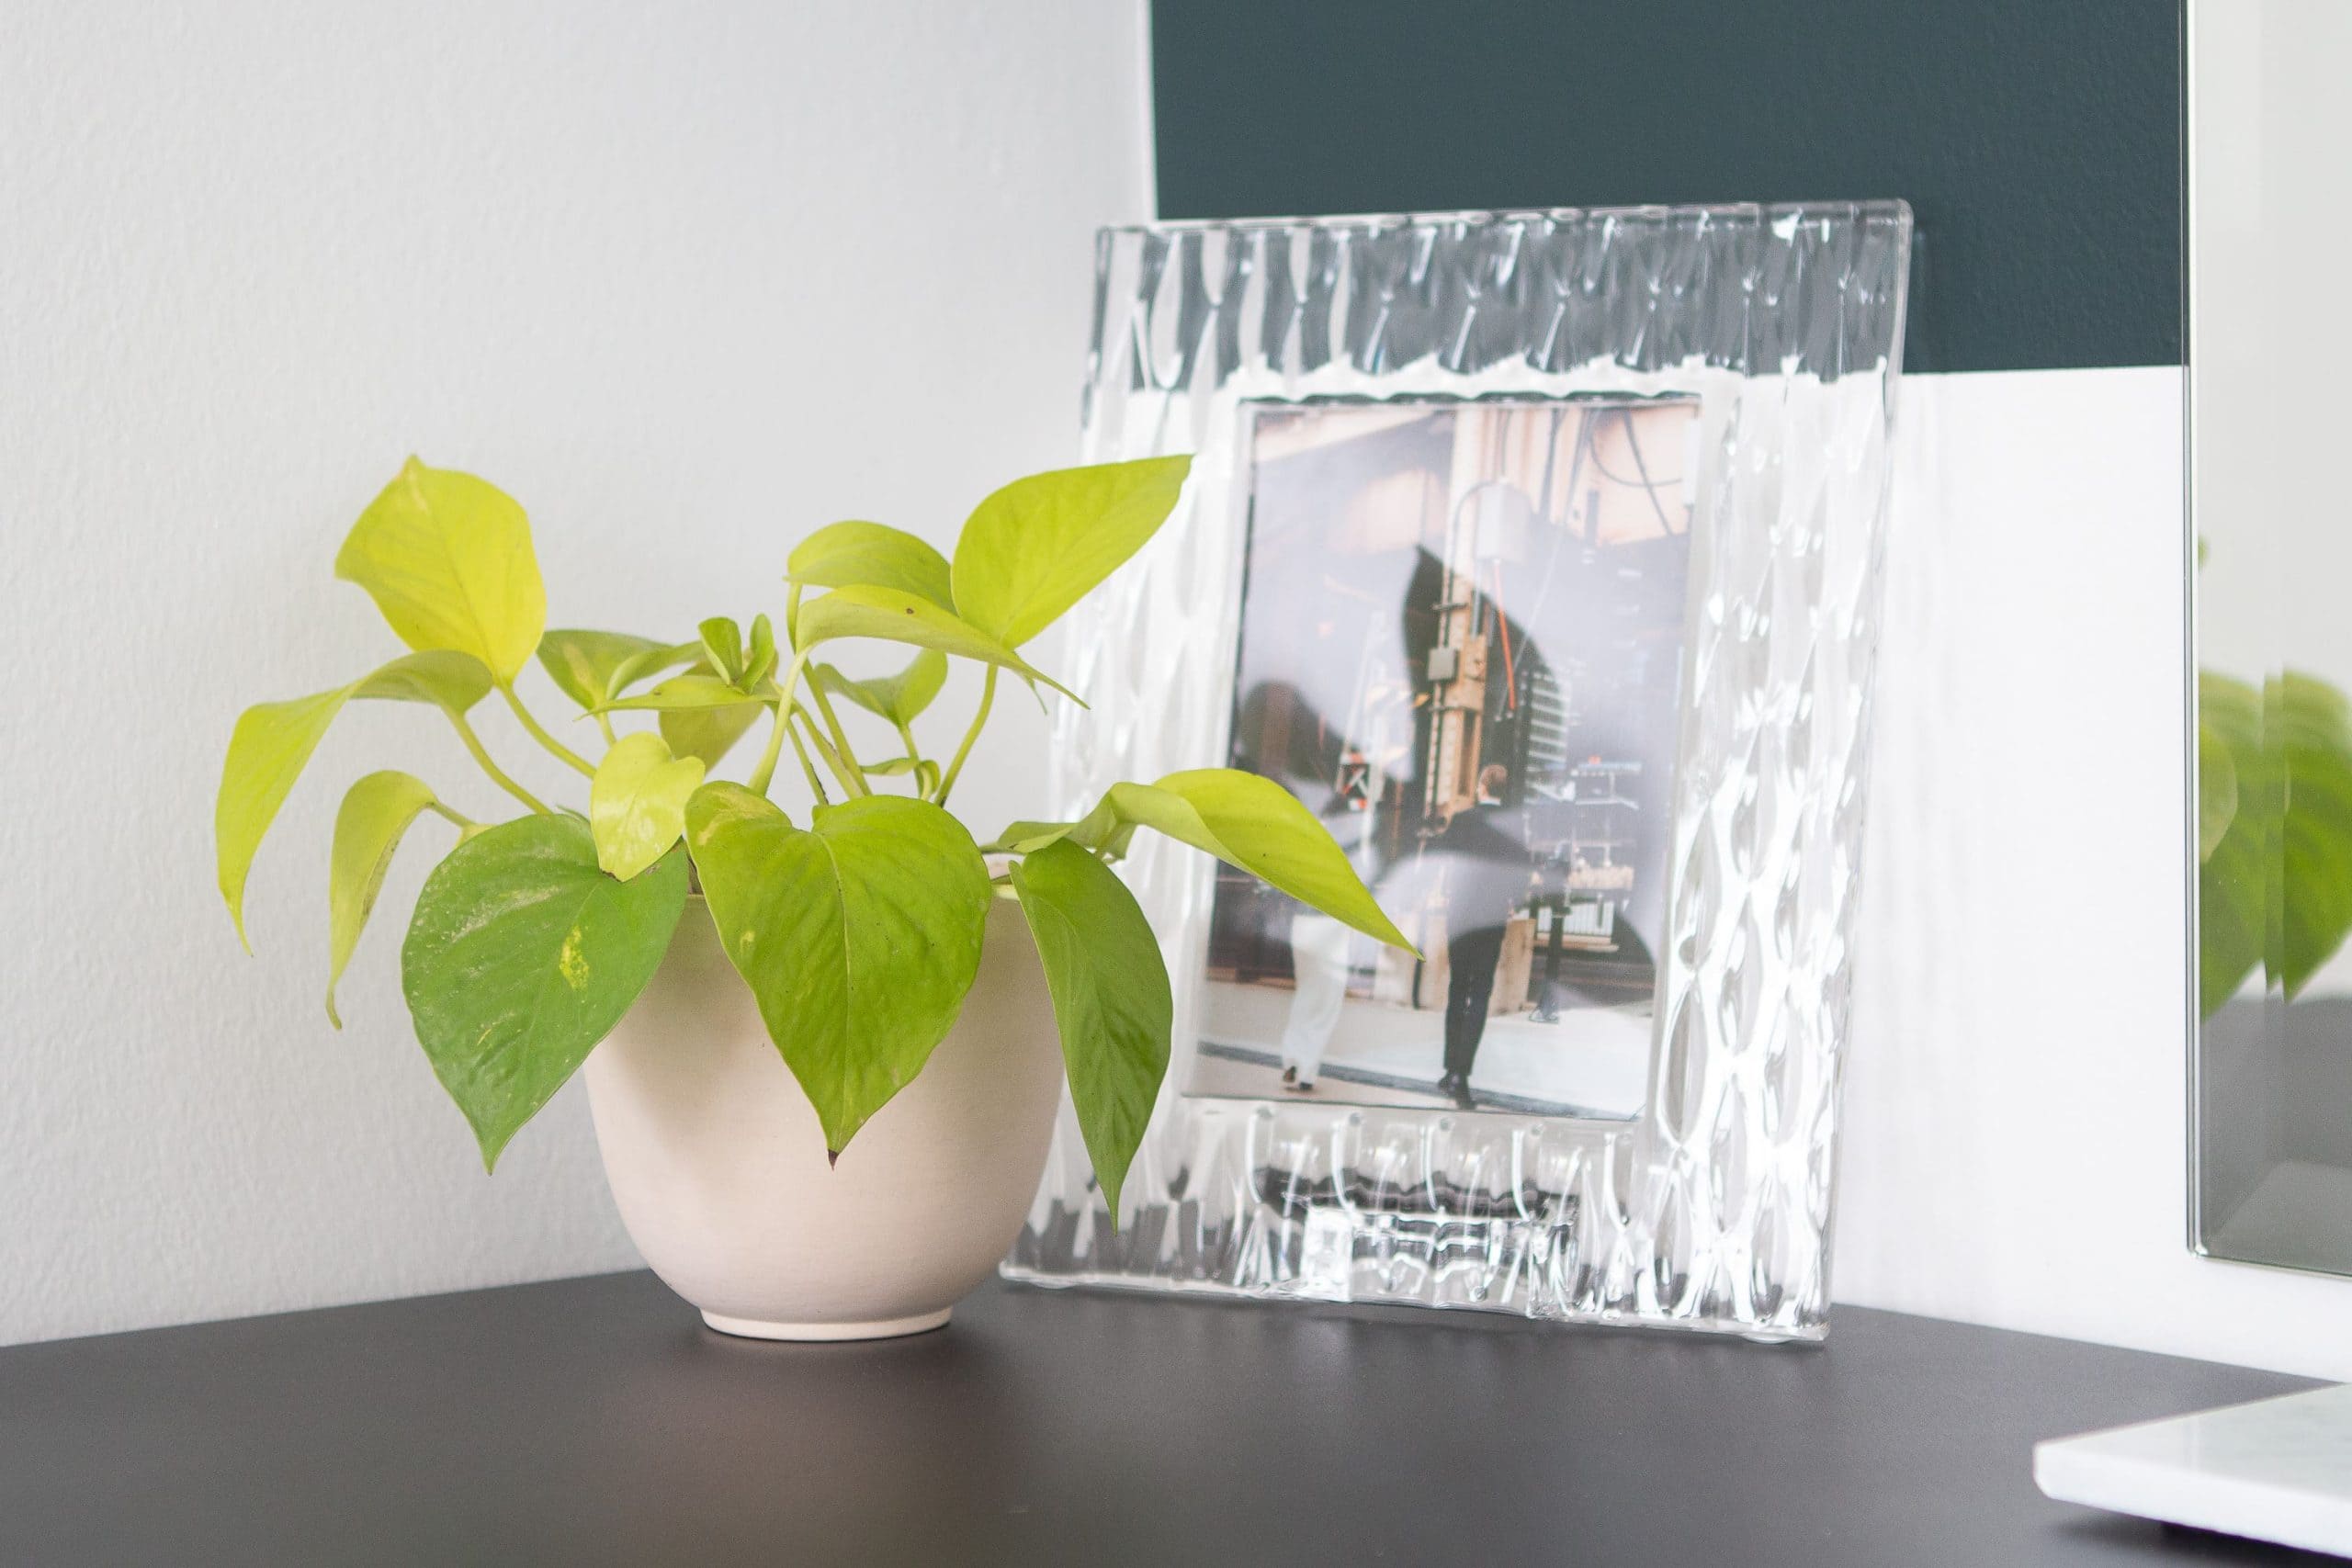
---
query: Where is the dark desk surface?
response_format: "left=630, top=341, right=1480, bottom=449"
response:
left=0, top=1271, right=2326, bottom=1566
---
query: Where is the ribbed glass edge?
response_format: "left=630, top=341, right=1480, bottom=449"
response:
left=1099, top=198, right=1913, bottom=237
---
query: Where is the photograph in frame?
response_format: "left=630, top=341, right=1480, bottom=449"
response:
left=1192, top=395, right=1702, bottom=1123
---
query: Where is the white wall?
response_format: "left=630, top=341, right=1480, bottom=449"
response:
left=0, top=1, right=1149, bottom=1346
left=1835, top=366, right=2352, bottom=1382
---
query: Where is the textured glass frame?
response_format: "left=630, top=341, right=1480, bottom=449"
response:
left=1007, top=205, right=1913, bottom=1339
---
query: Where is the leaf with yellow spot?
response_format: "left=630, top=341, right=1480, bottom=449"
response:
left=401, top=815, right=686, bottom=1168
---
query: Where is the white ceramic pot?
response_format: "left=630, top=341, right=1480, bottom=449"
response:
left=582, top=897, right=1063, bottom=1341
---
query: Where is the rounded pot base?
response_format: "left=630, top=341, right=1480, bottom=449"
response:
left=699, top=1307, right=953, bottom=1342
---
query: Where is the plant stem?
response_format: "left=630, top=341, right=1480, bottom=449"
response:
left=934, top=664, right=997, bottom=807
left=782, top=706, right=830, bottom=804
left=793, top=705, right=859, bottom=799
left=805, top=680, right=867, bottom=796
left=445, top=708, right=554, bottom=815
left=499, top=682, right=596, bottom=778
left=593, top=712, right=617, bottom=746
left=424, top=798, right=479, bottom=829
left=747, top=703, right=791, bottom=796
left=892, top=718, right=928, bottom=796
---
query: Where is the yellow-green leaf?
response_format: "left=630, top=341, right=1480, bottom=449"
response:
left=326, top=771, right=444, bottom=1027
left=786, top=521, right=955, bottom=611
left=334, top=457, right=547, bottom=681
left=1063, top=769, right=1415, bottom=953
left=590, top=658, right=775, bottom=769
left=537, top=630, right=688, bottom=711
left=606, top=639, right=705, bottom=699
left=216, top=651, right=492, bottom=951
left=813, top=650, right=948, bottom=726
left=985, top=818, right=1080, bottom=855
left=660, top=705, right=766, bottom=772
left=794, top=585, right=1079, bottom=702
left=590, top=732, right=706, bottom=880
left=743, top=614, right=778, bottom=690
left=219, top=689, right=353, bottom=953
left=950, top=457, right=1191, bottom=647
left=697, top=617, right=747, bottom=684
left=348, top=649, right=494, bottom=711
left=595, top=673, right=775, bottom=714
left=684, top=784, right=990, bottom=1154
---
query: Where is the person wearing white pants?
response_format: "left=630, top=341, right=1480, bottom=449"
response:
left=1280, top=911, right=1353, bottom=1091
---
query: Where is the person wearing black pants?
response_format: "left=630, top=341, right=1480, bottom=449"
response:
left=1442, top=924, right=1507, bottom=1095
left=1432, top=765, right=1529, bottom=1111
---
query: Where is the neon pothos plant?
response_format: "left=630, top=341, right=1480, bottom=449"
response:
left=217, top=457, right=1412, bottom=1213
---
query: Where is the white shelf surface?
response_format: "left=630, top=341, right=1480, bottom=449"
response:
left=2036, top=1382, right=2352, bottom=1558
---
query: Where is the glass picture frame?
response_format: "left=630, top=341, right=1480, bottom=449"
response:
left=1007, top=204, right=1913, bottom=1338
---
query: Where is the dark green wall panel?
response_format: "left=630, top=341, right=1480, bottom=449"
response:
left=1150, top=0, right=2182, bottom=373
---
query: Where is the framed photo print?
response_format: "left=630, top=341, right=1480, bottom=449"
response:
left=1194, top=394, right=1700, bottom=1126
left=1009, top=205, right=1913, bottom=1338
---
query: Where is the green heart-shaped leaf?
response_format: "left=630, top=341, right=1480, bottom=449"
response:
left=326, top=771, right=446, bottom=1026
left=951, top=457, right=1191, bottom=648
left=334, top=457, right=546, bottom=682
left=684, top=784, right=990, bottom=1154
left=813, top=649, right=948, bottom=726
left=786, top=521, right=955, bottom=612
left=1011, top=839, right=1171, bottom=1220
left=794, top=585, right=1077, bottom=702
left=590, top=732, right=706, bottom=880
left=216, top=650, right=493, bottom=950
left=401, top=816, right=688, bottom=1168
left=537, top=630, right=687, bottom=711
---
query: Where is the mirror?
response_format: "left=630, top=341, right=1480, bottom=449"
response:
left=2190, top=0, right=2352, bottom=1272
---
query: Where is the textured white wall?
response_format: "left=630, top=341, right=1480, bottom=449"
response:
left=0, top=1, right=1148, bottom=1346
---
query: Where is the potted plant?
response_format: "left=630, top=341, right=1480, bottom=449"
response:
left=217, top=457, right=1412, bottom=1339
